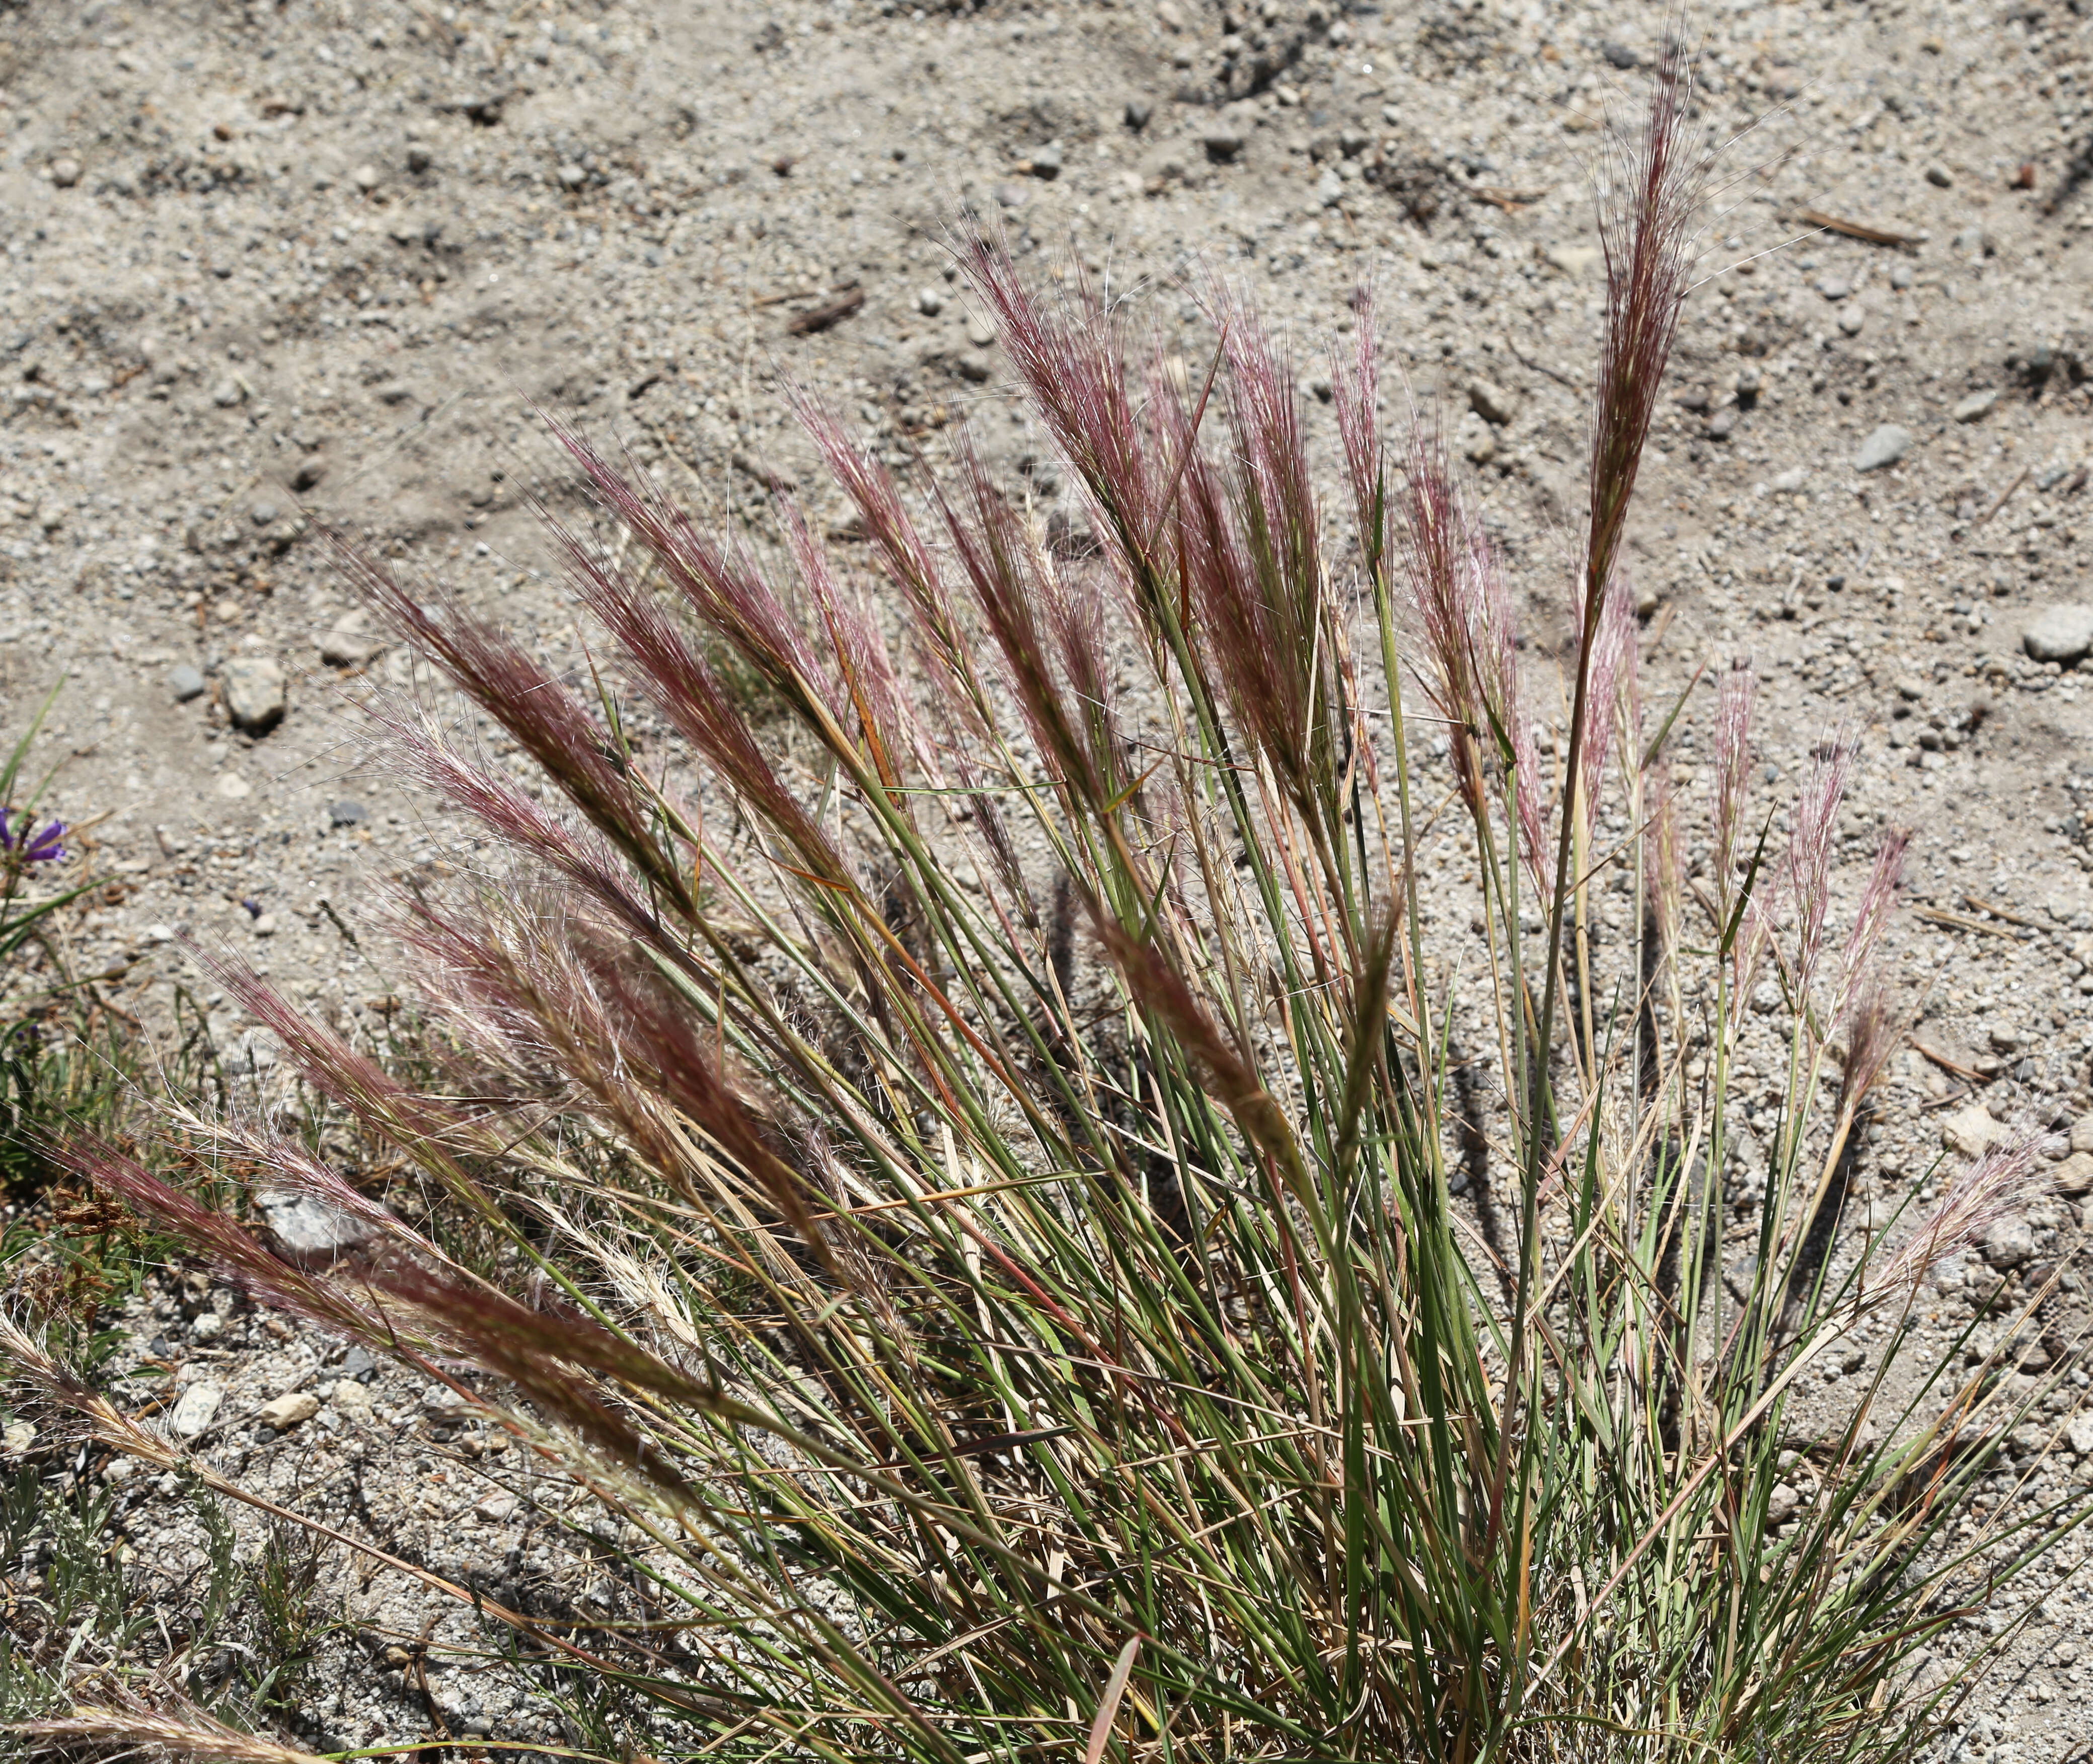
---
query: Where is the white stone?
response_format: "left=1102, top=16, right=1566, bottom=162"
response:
left=169, top=1381, right=225, bottom=1438
left=475, top=1491, right=519, bottom=1523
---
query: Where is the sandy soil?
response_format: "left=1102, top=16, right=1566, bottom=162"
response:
left=9, top=0, right=2093, bottom=1755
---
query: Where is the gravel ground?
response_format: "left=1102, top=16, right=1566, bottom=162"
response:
left=10, top=0, right=2093, bottom=1755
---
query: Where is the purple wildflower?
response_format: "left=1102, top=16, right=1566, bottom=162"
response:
left=0, top=807, right=66, bottom=864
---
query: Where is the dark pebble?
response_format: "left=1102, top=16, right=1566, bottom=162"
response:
left=330, top=799, right=368, bottom=828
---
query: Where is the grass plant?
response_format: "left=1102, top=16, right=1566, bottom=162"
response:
left=8, top=53, right=2088, bottom=1764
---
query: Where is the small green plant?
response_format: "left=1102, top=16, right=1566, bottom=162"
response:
left=240, top=1518, right=328, bottom=1715
left=9, top=51, right=2088, bottom=1764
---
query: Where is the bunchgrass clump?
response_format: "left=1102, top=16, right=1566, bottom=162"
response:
left=10, top=54, right=2091, bottom=1764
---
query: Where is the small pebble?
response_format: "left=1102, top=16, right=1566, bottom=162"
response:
left=1125, top=99, right=1153, bottom=130
left=2052, top=1151, right=2093, bottom=1197
left=169, top=664, right=207, bottom=703
left=1940, top=1099, right=2005, bottom=1158
left=2023, top=604, right=2093, bottom=666
left=1770, top=466, right=1808, bottom=492
left=211, top=379, right=245, bottom=408
left=1705, top=408, right=1737, bottom=440
left=916, top=287, right=944, bottom=316
left=250, top=499, right=279, bottom=527
left=222, top=655, right=287, bottom=733
left=1836, top=309, right=1865, bottom=337
left=351, top=163, right=381, bottom=191
left=253, top=913, right=278, bottom=937
left=170, top=1381, right=225, bottom=1439
left=50, top=158, right=83, bottom=188
left=320, top=612, right=385, bottom=668
left=407, top=146, right=433, bottom=173
left=1982, top=1215, right=2035, bottom=1271
left=190, top=1311, right=225, bottom=1343
left=1467, top=378, right=1518, bottom=426
left=557, top=164, right=587, bottom=190
left=1815, top=275, right=1852, bottom=301
left=330, top=799, right=368, bottom=827
left=993, top=182, right=1027, bottom=208
left=1201, top=124, right=1246, bottom=163
left=1600, top=39, right=1640, bottom=69
left=1952, top=388, right=2000, bottom=424
left=965, top=312, right=996, bottom=349
left=1028, top=143, right=1063, bottom=179
left=1852, top=424, right=1912, bottom=473
left=258, top=1390, right=322, bottom=1432
left=476, top=1492, right=519, bottom=1522
left=1925, top=164, right=1953, bottom=188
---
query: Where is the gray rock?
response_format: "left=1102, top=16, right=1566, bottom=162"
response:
left=319, top=612, right=385, bottom=668
left=1125, top=99, right=1153, bottom=131
left=965, top=312, right=996, bottom=349
left=1467, top=378, right=1518, bottom=425
left=330, top=799, right=368, bottom=828
left=1852, top=424, right=1911, bottom=472
left=915, top=287, right=943, bottom=316
left=1314, top=166, right=1344, bottom=207
left=222, top=654, right=286, bottom=733
left=1815, top=275, right=1852, bottom=301
left=1542, top=243, right=1602, bottom=277
left=1706, top=408, right=1737, bottom=440
left=1953, top=388, right=2000, bottom=424
left=556, top=164, right=586, bottom=191
left=2051, top=1151, right=2093, bottom=1196
left=1953, top=224, right=1992, bottom=258
left=1600, top=39, right=1640, bottom=68
left=1941, top=1100, right=2005, bottom=1158
left=2023, top=604, right=2093, bottom=665
left=1889, top=263, right=1914, bottom=290
left=1837, top=308, right=1865, bottom=337
left=1926, top=164, right=1953, bottom=188
left=169, top=1381, right=224, bottom=1438
left=1982, top=1215, right=2036, bottom=1271
left=992, top=182, right=1027, bottom=208
left=50, top=158, right=82, bottom=188
left=257, top=1190, right=367, bottom=1260
left=250, top=499, right=280, bottom=527
left=351, top=163, right=382, bottom=191
left=211, top=379, right=245, bottom=408
left=1027, top=143, right=1063, bottom=179
left=1201, top=124, right=1246, bottom=163
left=169, top=664, right=207, bottom=703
